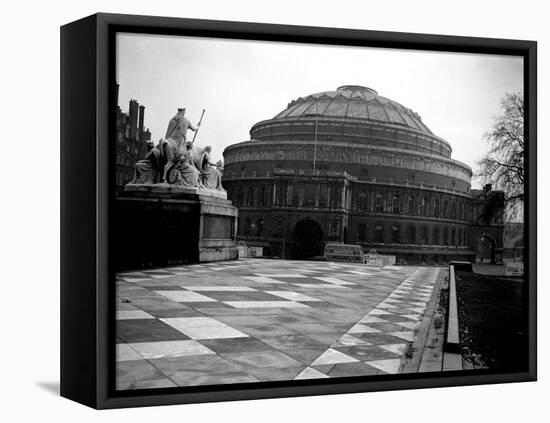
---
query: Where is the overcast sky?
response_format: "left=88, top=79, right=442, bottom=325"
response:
left=116, top=33, right=523, bottom=188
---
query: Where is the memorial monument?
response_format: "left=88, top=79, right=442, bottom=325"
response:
left=114, top=108, right=238, bottom=270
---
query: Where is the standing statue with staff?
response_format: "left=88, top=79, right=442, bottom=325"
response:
left=127, top=106, right=225, bottom=192
left=160, top=107, right=204, bottom=182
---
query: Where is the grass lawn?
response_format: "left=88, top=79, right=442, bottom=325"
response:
left=455, top=271, right=528, bottom=371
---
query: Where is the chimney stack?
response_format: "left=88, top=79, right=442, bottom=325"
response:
left=138, top=105, right=145, bottom=135
left=115, top=83, right=120, bottom=109
left=129, top=99, right=138, bottom=140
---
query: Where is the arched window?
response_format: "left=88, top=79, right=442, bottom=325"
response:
left=422, top=226, right=429, bottom=245
left=359, top=192, right=368, bottom=211
left=451, top=228, right=456, bottom=245
left=443, top=200, right=449, bottom=218
left=434, top=199, right=440, bottom=217
left=256, top=219, right=264, bottom=237
left=375, top=223, right=384, bottom=243
left=422, top=197, right=429, bottom=216
left=408, top=196, right=415, bottom=215
left=237, top=187, right=244, bottom=206
left=259, top=186, right=265, bottom=208
left=433, top=227, right=440, bottom=245
left=275, top=217, right=283, bottom=237
left=409, top=224, right=416, bottom=244
left=443, top=227, right=449, bottom=245
left=375, top=193, right=384, bottom=213
left=392, top=194, right=400, bottom=214
left=391, top=224, right=401, bottom=243
left=358, top=223, right=368, bottom=242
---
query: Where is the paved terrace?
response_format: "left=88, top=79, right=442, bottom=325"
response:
left=116, top=259, right=443, bottom=389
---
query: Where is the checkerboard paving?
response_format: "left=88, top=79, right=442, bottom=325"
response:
left=116, top=259, right=442, bottom=389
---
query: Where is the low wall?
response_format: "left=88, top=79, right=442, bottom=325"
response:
left=443, top=264, right=463, bottom=370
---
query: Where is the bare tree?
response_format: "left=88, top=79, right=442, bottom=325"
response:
left=478, top=93, right=524, bottom=212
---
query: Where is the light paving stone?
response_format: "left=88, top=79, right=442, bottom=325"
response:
left=294, top=367, right=329, bottom=379
left=155, top=291, right=218, bottom=303
left=333, top=334, right=372, bottom=347
left=182, top=286, right=257, bottom=292
left=265, top=291, right=321, bottom=302
left=161, top=317, right=249, bottom=340
left=243, top=276, right=286, bottom=284
left=128, top=340, right=215, bottom=359
left=379, top=343, right=409, bottom=355
left=116, top=344, right=142, bottom=361
left=365, top=358, right=402, bottom=374
left=223, top=301, right=310, bottom=308
left=348, top=323, right=381, bottom=334
left=388, top=331, right=416, bottom=342
left=311, top=348, right=359, bottom=365
left=314, top=277, right=356, bottom=286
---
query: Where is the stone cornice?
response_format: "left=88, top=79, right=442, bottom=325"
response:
left=224, top=139, right=472, bottom=183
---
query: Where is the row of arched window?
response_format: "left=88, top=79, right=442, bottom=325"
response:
left=228, top=185, right=272, bottom=208
left=357, top=222, right=468, bottom=247
left=355, top=190, right=468, bottom=221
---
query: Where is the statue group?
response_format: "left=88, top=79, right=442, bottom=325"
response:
left=130, top=108, right=225, bottom=192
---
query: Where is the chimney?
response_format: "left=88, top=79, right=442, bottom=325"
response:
left=115, top=83, right=119, bottom=109
left=129, top=99, right=138, bottom=140
left=138, top=105, right=145, bottom=134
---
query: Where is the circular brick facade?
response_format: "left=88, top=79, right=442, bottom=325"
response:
left=223, top=86, right=502, bottom=263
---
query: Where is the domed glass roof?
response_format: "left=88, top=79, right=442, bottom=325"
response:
left=273, top=85, right=433, bottom=135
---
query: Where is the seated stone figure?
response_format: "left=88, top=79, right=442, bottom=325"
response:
left=130, top=141, right=162, bottom=184
left=173, top=142, right=204, bottom=188
left=195, top=145, right=225, bottom=191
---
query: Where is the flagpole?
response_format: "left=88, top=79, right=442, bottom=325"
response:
left=313, top=102, right=318, bottom=172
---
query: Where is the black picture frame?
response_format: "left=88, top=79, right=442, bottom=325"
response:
left=60, top=12, right=537, bottom=409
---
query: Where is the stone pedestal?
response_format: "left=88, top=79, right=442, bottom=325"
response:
left=115, top=184, right=238, bottom=270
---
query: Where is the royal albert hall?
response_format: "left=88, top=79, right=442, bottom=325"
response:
left=222, top=85, right=503, bottom=263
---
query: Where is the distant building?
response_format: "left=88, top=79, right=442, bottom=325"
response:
left=115, top=84, right=151, bottom=193
left=503, top=222, right=524, bottom=261
left=223, top=85, right=505, bottom=264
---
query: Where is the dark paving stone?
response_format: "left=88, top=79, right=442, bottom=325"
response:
left=368, top=322, right=410, bottom=332
left=282, top=347, right=328, bottom=365
left=140, top=285, right=186, bottom=291
left=189, top=302, right=235, bottom=309
left=116, top=360, right=169, bottom=390
left=196, top=291, right=286, bottom=301
left=147, top=309, right=205, bottom=318
left=374, top=314, right=419, bottom=323
left=271, top=277, right=318, bottom=283
left=243, top=366, right=305, bottom=382
left=354, top=332, right=411, bottom=345
left=324, top=362, right=381, bottom=377
left=222, top=350, right=302, bottom=369
left=258, top=334, right=325, bottom=351
left=129, top=298, right=186, bottom=311
left=334, top=345, right=401, bottom=361
left=117, top=319, right=190, bottom=343
left=238, top=325, right=299, bottom=337
left=213, top=315, right=274, bottom=326
left=284, top=323, right=341, bottom=334
left=199, top=337, right=273, bottom=354
left=300, top=301, right=343, bottom=309
left=305, top=333, right=343, bottom=345
left=150, top=354, right=244, bottom=376
left=171, top=371, right=259, bottom=386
